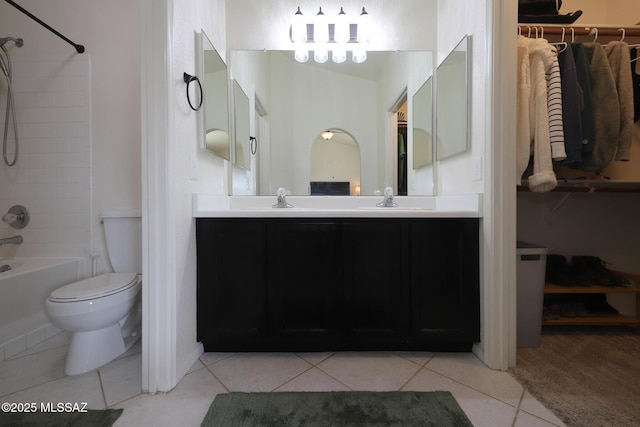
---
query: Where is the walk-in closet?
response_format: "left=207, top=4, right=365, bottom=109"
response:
left=516, top=2, right=640, bottom=329
left=510, top=3, right=640, bottom=424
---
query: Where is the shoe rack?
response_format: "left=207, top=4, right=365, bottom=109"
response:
left=542, top=271, right=640, bottom=331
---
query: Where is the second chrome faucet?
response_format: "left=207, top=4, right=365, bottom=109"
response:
left=273, top=188, right=293, bottom=208
left=376, top=187, right=397, bottom=207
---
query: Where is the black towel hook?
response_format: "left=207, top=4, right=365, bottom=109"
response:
left=183, top=72, right=203, bottom=111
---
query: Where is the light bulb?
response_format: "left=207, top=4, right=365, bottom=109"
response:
left=292, top=7, right=307, bottom=43
left=295, top=48, right=309, bottom=63
left=314, top=7, right=329, bottom=43
left=314, top=49, right=328, bottom=63
left=357, top=7, right=371, bottom=43
left=334, top=7, right=350, bottom=43
left=352, top=49, right=367, bottom=63
left=332, top=49, right=347, bottom=63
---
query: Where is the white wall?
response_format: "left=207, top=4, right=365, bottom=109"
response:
left=166, top=0, right=229, bottom=389
left=436, top=0, right=488, bottom=195
left=0, top=0, right=140, bottom=275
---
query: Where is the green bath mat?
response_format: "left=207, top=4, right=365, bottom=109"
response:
left=200, top=391, right=473, bottom=427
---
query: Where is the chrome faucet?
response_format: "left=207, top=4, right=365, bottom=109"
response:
left=0, top=235, right=23, bottom=245
left=376, top=186, right=397, bottom=207
left=273, top=188, right=293, bottom=208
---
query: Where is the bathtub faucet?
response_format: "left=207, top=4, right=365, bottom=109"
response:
left=0, top=235, right=23, bottom=245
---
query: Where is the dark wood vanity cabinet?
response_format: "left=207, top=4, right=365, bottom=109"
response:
left=196, top=218, right=479, bottom=352
left=410, top=220, right=480, bottom=350
left=196, top=220, right=269, bottom=347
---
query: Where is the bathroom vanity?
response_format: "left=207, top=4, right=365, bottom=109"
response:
left=194, top=194, right=481, bottom=352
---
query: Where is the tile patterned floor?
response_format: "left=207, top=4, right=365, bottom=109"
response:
left=0, top=333, right=566, bottom=427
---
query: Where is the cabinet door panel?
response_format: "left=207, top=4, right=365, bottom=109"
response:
left=410, top=219, right=479, bottom=348
left=268, top=221, right=340, bottom=341
left=196, top=220, right=268, bottom=349
left=342, top=221, right=409, bottom=342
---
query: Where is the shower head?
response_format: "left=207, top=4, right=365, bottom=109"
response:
left=0, top=37, right=24, bottom=48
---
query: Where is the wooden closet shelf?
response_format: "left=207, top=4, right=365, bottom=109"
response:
left=543, top=271, right=640, bottom=331
left=545, top=282, right=640, bottom=294
left=542, top=315, right=640, bottom=327
left=518, top=180, right=640, bottom=192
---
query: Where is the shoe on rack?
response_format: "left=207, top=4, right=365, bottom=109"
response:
left=572, top=302, right=589, bottom=317
left=545, top=254, right=581, bottom=286
left=571, top=256, right=631, bottom=287
left=559, top=303, right=576, bottom=318
left=544, top=305, right=560, bottom=320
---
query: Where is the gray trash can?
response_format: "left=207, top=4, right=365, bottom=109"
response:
left=516, top=241, right=548, bottom=348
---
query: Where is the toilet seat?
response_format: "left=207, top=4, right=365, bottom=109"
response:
left=49, top=273, right=140, bottom=302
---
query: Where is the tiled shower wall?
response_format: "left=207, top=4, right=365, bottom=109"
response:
left=0, top=55, right=91, bottom=259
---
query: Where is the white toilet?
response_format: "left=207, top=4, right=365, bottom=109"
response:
left=45, top=210, right=142, bottom=375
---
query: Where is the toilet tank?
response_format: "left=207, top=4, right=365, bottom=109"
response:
left=101, top=210, right=142, bottom=273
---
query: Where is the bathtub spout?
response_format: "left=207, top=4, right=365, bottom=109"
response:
left=0, top=235, right=23, bottom=245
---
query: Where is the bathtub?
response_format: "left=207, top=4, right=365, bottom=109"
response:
left=0, top=257, right=82, bottom=360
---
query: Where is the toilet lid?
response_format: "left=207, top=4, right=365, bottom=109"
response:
left=49, top=273, right=140, bottom=302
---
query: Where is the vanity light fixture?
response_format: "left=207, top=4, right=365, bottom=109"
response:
left=290, top=6, right=370, bottom=64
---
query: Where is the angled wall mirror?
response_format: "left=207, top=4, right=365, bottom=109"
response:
left=233, top=80, right=251, bottom=170
left=199, top=30, right=230, bottom=160
left=412, top=76, right=433, bottom=169
left=436, top=35, right=471, bottom=160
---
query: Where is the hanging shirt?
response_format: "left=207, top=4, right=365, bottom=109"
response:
left=558, top=43, right=583, bottom=164
left=570, top=43, right=595, bottom=153
left=632, top=47, right=640, bottom=123
left=519, top=36, right=557, bottom=192
left=546, top=46, right=567, bottom=161
left=604, top=41, right=634, bottom=161
left=576, top=43, right=620, bottom=172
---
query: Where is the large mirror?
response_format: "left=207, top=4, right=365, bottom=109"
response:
left=229, top=50, right=434, bottom=196
left=436, top=35, right=471, bottom=160
left=199, top=30, right=230, bottom=160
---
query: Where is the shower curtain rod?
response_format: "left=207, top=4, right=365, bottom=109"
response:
left=4, top=0, right=85, bottom=53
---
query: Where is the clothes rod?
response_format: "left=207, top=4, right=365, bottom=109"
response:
left=4, top=0, right=85, bottom=53
left=518, top=24, right=640, bottom=38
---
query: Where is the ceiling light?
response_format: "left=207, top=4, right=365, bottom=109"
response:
left=321, top=131, right=334, bottom=140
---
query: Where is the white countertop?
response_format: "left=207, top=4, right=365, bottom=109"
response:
left=193, top=194, right=482, bottom=218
